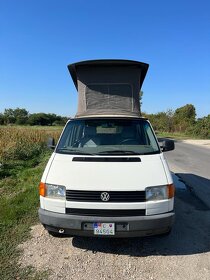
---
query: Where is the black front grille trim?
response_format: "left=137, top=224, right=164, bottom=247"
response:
left=66, top=190, right=145, bottom=203
left=66, top=208, right=145, bottom=217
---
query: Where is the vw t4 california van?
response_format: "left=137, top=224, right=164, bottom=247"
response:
left=39, top=59, right=175, bottom=237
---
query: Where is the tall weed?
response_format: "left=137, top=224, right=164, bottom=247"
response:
left=0, top=126, right=62, bottom=176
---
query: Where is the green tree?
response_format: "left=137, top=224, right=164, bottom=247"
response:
left=27, top=113, right=49, bottom=126
left=27, top=113, right=67, bottom=126
left=13, top=108, right=29, bottom=124
left=139, top=91, right=143, bottom=113
left=174, top=104, right=196, bottom=132
left=3, top=108, right=29, bottom=125
left=143, top=110, right=174, bottom=132
left=4, top=108, right=16, bottom=124
left=0, top=113, right=5, bottom=125
left=47, top=113, right=57, bottom=126
left=188, top=114, right=210, bottom=138
left=165, top=109, right=175, bottom=132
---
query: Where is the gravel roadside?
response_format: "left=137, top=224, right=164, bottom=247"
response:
left=180, top=140, right=210, bottom=149
left=18, top=223, right=210, bottom=280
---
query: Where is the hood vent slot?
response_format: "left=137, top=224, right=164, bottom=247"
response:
left=72, top=157, right=141, bottom=162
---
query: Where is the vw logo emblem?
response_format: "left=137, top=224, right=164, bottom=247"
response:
left=101, top=192, right=110, bottom=202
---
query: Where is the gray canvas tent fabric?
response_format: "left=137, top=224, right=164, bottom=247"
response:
left=68, top=60, right=149, bottom=117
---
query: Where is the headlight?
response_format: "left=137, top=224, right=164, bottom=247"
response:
left=45, top=184, right=66, bottom=199
left=146, top=184, right=175, bottom=201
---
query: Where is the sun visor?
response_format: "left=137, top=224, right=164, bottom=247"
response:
left=68, top=60, right=149, bottom=117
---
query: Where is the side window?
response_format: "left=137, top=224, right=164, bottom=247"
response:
left=145, top=123, right=158, bottom=150
left=137, top=123, right=147, bottom=145
left=57, top=122, right=84, bottom=148
left=69, top=124, right=84, bottom=146
left=58, top=124, right=73, bottom=148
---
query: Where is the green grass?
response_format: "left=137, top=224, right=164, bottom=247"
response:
left=0, top=152, right=50, bottom=280
left=156, top=131, right=204, bottom=140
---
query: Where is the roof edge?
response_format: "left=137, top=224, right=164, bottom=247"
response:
left=67, top=59, right=149, bottom=90
left=72, top=114, right=147, bottom=120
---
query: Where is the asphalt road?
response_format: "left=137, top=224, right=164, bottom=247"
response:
left=164, top=141, right=210, bottom=208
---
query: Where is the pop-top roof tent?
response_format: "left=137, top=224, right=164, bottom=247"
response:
left=68, top=59, right=149, bottom=118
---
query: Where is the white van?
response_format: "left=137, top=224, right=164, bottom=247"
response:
left=39, top=60, right=175, bottom=237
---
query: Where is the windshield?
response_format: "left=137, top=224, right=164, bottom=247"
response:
left=56, top=118, right=160, bottom=155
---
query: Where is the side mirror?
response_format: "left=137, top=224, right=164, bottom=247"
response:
left=47, top=137, right=56, bottom=150
left=161, top=139, right=175, bottom=152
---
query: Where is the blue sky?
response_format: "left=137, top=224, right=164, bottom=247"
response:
left=0, top=0, right=209, bottom=118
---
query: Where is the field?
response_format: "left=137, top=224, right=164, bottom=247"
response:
left=155, top=131, right=193, bottom=140
left=0, top=126, right=62, bottom=279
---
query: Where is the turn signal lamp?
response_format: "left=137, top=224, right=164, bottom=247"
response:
left=168, top=183, right=175, bottom=199
left=39, top=182, right=46, bottom=197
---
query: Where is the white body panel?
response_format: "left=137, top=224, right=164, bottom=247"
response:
left=45, top=153, right=172, bottom=190
left=40, top=152, right=173, bottom=215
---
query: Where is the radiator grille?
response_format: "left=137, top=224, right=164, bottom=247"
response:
left=66, top=190, right=145, bottom=203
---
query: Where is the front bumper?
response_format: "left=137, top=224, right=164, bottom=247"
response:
left=39, top=208, right=175, bottom=238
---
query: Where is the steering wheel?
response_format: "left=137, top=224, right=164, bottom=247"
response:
left=72, top=140, right=81, bottom=147
left=119, top=138, right=138, bottom=145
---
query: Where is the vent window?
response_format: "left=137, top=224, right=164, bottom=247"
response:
left=86, top=84, right=133, bottom=111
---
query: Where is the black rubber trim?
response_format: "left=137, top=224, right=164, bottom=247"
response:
left=39, top=208, right=175, bottom=237
left=72, top=157, right=141, bottom=162
left=66, top=208, right=146, bottom=217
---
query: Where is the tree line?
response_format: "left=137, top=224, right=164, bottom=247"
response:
left=0, top=108, right=68, bottom=126
left=0, top=105, right=209, bottom=138
left=142, top=104, right=210, bottom=139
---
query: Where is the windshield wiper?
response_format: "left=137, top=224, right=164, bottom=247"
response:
left=96, top=150, right=141, bottom=155
left=56, top=148, right=95, bottom=155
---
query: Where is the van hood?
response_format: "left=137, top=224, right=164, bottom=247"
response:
left=46, top=153, right=169, bottom=191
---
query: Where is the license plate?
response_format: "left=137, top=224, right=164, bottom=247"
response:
left=93, top=223, right=115, bottom=235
